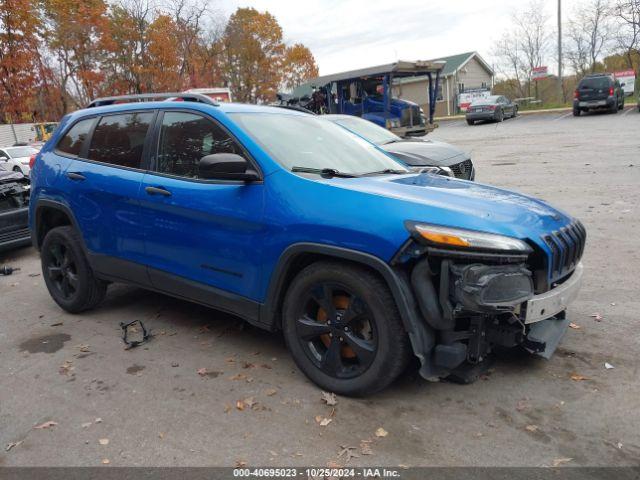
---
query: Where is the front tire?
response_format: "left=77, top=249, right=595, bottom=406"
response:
left=41, top=226, right=107, bottom=313
left=496, top=109, right=504, bottom=122
left=466, top=119, right=475, bottom=126
left=282, top=261, right=411, bottom=396
left=573, top=107, right=581, bottom=116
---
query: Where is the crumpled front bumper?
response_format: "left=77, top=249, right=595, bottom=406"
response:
left=523, top=263, right=583, bottom=324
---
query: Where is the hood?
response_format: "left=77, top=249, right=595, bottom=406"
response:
left=329, top=173, right=573, bottom=244
left=0, top=170, right=26, bottom=183
left=381, top=139, right=468, bottom=166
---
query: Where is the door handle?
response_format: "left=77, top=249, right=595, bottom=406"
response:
left=145, top=186, right=172, bottom=196
left=66, top=172, right=85, bottom=181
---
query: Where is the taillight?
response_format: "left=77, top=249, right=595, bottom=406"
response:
left=488, top=105, right=496, bottom=110
left=609, top=87, right=614, bottom=96
left=574, top=90, right=580, bottom=99
left=29, top=153, right=37, bottom=169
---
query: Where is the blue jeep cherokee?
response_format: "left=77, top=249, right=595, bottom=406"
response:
left=29, top=93, right=586, bottom=396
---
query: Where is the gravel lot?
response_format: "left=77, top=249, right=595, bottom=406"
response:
left=1, top=107, right=639, bottom=468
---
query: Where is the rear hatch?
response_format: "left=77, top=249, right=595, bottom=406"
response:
left=577, top=77, right=611, bottom=101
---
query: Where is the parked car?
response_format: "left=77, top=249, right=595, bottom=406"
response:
left=30, top=93, right=585, bottom=396
left=573, top=73, right=624, bottom=116
left=0, top=145, right=39, bottom=176
left=324, top=115, right=475, bottom=180
left=0, top=169, right=31, bottom=252
left=466, top=95, right=518, bottom=125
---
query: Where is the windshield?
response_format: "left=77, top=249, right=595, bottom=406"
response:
left=579, top=77, right=611, bottom=89
left=231, top=113, right=408, bottom=175
left=329, top=116, right=400, bottom=146
left=6, top=146, right=38, bottom=158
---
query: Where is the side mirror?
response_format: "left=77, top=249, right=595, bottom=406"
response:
left=0, top=156, right=8, bottom=161
left=198, top=153, right=259, bottom=181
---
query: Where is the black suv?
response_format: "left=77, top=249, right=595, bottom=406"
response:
left=573, top=73, right=624, bottom=116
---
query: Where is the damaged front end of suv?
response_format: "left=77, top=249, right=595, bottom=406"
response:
left=392, top=219, right=585, bottom=382
left=0, top=169, right=31, bottom=252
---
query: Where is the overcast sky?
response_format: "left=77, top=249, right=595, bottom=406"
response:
left=217, top=0, right=585, bottom=76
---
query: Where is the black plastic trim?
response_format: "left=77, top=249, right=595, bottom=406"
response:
left=32, top=199, right=84, bottom=250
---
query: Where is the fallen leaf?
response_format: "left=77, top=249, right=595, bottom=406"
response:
left=224, top=404, right=232, bottom=413
left=229, top=373, right=247, bottom=381
left=525, top=424, right=539, bottom=432
left=78, top=344, right=90, bottom=352
left=569, top=322, right=581, bottom=329
left=590, top=313, right=603, bottom=321
left=243, top=397, right=257, bottom=408
left=315, top=416, right=332, bottom=427
left=242, top=362, right=256, bottom=369
left=34, top=421, right=58, bottom=429
left=337, top=445, right=358, bottom=462
left=235, top=460, right=247, bottom=467
left=321, top=391, right=338, bottom=406
left=158, top=432, right=165, bottom=439
left=552, top=457, right=573, bottom=467
left=236, top=400, right=245, bottom=411
left=515, top=399, right=529, bottom=412
left=98, top=438, right=109, bottom=445
left=50, top=322, right=63, bottom=327
left=264, top=388, right=277, bottom=396
left=375, top=427, right=388, bottom=437
left=59, top=360, right=74, bottom=376
left=197, top=368, right=208, bottom=376
left=570, top=373, right=589, bottom=381
left=360, top=440, right=373, bottom=455
left=101, top=459, right=110, bottom=465
left=5, top=441, right=23, bottom=452
left=604, top=362, right=614, bottom=369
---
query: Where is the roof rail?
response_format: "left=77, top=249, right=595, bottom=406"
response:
left=86, top=92, right=219, bottom=108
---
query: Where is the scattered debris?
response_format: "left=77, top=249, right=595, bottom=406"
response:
left=59, top=360, right=74, bottom=376
left=101, top=459, right=110, bottom=465
left=525, top=424, right=539, bottom=432
left=610, top=302, right=616, bottom=306
left=590, top=313, right=603, bottom=321
left=569, top=322, right=581, bottom=329
left=0, top=265, right=20, bottom=276
left=264, top=388, right=277, bottom=396
left=235, top=460, right=247, bottom=468
left=34, top=420, right=58, bottom=429
left=321, top=391, right=338, bottom=406
left=315, top=416, right=332, bottom=427
left=375, top=427, right=388, bottom=438
left=50, top=322, right=63, bottom=327
left=359, top=440, right=373, bottom=455
left=605, top=362, right=614, bottom=369
left=570, top=373, right=589, bottom=381
left=197, top=368, right=222, bottom=378
left=120, top=319, right=151, bottom=349
left=337, top=445, right=359, bottom=463
left=171, top=362, right=179, bottom=367
left=552, top=457, right=573, bottom=467
left=236, top=397, right=259, bottom=411
left=28, top=273, right=41, bottom=277
left=158, top=432, right=165, bottom=439
left=515, top=399, right=530, bottom=412
left=95, top=418, right=102, bottom=423
left=197, top=368, right=208, bottom=376
left=76, top=344, right=90, bottom=353
left=5, top=441, right=23, bottom=452
left=99, top=438, right=109, bottom=445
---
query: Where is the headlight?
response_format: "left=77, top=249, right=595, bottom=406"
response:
left=407, top=222, right=532, bottom=253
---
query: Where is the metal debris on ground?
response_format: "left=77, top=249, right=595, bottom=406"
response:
left=0, top=265, right=20, bottom=275
left=120, top=319, right=151, bottom=349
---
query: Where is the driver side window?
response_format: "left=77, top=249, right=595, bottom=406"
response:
left=157, top=111, right=246, bottom=179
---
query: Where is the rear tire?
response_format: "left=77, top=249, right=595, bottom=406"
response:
left=41, top=226, right=107, bottom=313
left=610, top=101, right=618, bottom=114
left=282, top=261, right=411, bottom=396
left=466, top=119, right=474, bottom=126
left=619, top=98, right=624, bottom=110
left=496, top=109, right=504, bottom=122
left=573, top=108, right=581, bottom=117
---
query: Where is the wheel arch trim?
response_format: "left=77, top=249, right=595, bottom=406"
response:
left=33, top=199, right=85, bottom=251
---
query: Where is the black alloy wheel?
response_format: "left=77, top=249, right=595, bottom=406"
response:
left=46, top=241, right=79, bottom=301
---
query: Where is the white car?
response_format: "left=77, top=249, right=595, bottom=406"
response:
left=0, top=145, right=39, bottom=176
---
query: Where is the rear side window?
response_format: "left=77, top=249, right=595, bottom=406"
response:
left=88, top=112, right=153, bottom=168
left=56, top=118, right=94, bottom=157
left=156, top=111, right=247, bottom=179
left=579, top=77, right=611, bottom=89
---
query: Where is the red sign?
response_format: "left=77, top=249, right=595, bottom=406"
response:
left=532, top=66, right=548, bottom=81
left=614, top=70, right=635, bottom=78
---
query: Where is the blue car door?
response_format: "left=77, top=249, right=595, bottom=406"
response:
left=61, top=111, right=155, bottom=282
left=139, top=109, right=265, bottom=304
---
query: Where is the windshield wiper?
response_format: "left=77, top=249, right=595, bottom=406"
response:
left=362, top=168, right=407, bottom=176
left=291, top=166, right=359, bottom=178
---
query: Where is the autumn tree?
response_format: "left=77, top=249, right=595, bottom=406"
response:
left=42, top=0, right=113, bottom=109
left=222, top=8, right=285, bottom=103
left=0, top=0, right=41, bottom=122
left=281, top=44, right=319, bottom=91
left=566, top=0, right=613, bottom=74
left=613, top=0, right=640, bottom=69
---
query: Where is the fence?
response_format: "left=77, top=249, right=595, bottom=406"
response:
left=0, top=123, right=39, bottom=147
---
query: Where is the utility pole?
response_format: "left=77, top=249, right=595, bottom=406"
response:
left=558, top=0, right=563, bottom=102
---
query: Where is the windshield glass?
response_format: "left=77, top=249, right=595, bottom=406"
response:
left=579, top=77, right=611, bottom=89
left=231, top=113, right=408, bottom=175
left=329, top=116, right=400, bottom=146
left=6, top=146, right=38, bottom=158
